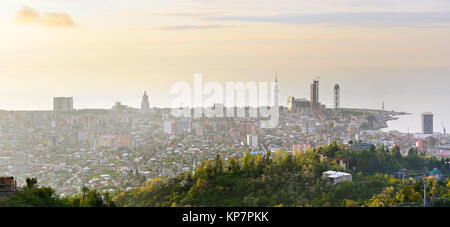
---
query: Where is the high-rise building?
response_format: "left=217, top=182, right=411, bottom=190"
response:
left=247, top=134, right=258, bottom=148
left=141, top=91, right=150, bottom=112
left=421, top=112, right=434, bottom=134
left=417, top=139, right=428, bottom=153
left=53, top=97, right=73, bottom=112
left=112, top=101, right=127, bottom=111
left=176, top=119, right=192, bottom=134
left=80, top=114, right=95, bottom=130
left=287, top=96, right=295, bottom=112
left=310, top=80, right=319, bottom=110
left=164, top=120, right=174, bottom=134
left=287, top=97, right=311, bottom=115
left=274, top=72, right=279, bottom=108
left=79, top=114, right=96, bottom=147
left=295, top=98, right=311, bottom=115
left=240, top=120, right=257, bottom=136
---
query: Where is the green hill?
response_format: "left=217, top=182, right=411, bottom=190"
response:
left=113, top=143, right=450, bottom=207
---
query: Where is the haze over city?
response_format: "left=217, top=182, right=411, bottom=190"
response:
left=1, top=0, right=450, bottom=212
left=1, top=0, right=450, bottom=131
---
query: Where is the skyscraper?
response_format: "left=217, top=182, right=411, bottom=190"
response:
left=287, top=96, right=295, bottom=112
left=80, top=114, right=96, bottom=148
left=310, top=79, right=319, bottom=110
left=294, top=98, right=311, bottom=115
left=141, top=91, right=150, bottom=112
left=421, top=112, right=434, bottom=134
left=53, top=97, right=73, bottom=112
left=247, top=134, right=258, bottom=148
left=274, top=72, right=279, bottom=108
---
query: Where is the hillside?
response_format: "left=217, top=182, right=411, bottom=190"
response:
left=113, top=143, right=450, bottom=207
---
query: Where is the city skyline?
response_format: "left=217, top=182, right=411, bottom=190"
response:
left=0, top=1, right=449, bottom=209
left=0, top=76, right=446, bottom=134
left=1, top=1, right=450, bottom=133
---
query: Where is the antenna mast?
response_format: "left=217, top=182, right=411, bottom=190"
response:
left=334, top=84, right=340, bottom=110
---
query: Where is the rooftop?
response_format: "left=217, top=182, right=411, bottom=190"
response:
left=323, top=170, right=351, bottom=178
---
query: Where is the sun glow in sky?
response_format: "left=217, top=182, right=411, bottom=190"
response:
left=1, top=0, right=450, bottom=132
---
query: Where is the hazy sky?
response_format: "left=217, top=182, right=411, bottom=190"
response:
left=1, top=0, right=450, bottom=132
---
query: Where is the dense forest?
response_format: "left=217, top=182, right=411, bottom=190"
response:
left=1, top=142, right=449, bottom=207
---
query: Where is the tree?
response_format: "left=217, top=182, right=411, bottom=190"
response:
left=103, top=192, right=116, bottom=207
left=254, top=154, right=266, bottom=175
left=265, top=150, right=272, bottom=165
left=228, top=157, right=240, bottom=173
left=106, top=143, right=450, bottom=207
left=80, top=189, right=105, bottom=207
left=365, top=187, right=397, bottom=207
left=408, top=148, right=418, bottom=157
left=280, top=152, right=293, bottom=171
left=242, top=152, right=254, bottom=176
left=0, top=178, right=68, bottom=207
left=392, top=147, right=402, bottom=160
left=395, top=185, right=421, bottom=204
left=214, top=154, right=223, bottom=174
left=344, top=199, right=360, bottom=207
left=26, top=177, right=38, bottom=189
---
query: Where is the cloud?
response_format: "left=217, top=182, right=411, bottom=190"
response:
left=206, top=12, right=450, bottom=27
left=195, top=0, right=450, bottom=13
left=114, top=10, right=221, bottom=18
left=154, top=24, right=224, bottom=30
left=15, top=6, right=75, bottom=27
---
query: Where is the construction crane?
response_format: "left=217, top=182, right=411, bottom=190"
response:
left=314, top=75, right=327, bottom=82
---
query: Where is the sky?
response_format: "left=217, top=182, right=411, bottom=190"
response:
left=0, top=0, right=450, bottom=133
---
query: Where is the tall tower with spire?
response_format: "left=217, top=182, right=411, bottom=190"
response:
left=274, top=72, right=279, bottom=108
left=141, top=91, right=150, bottom=112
